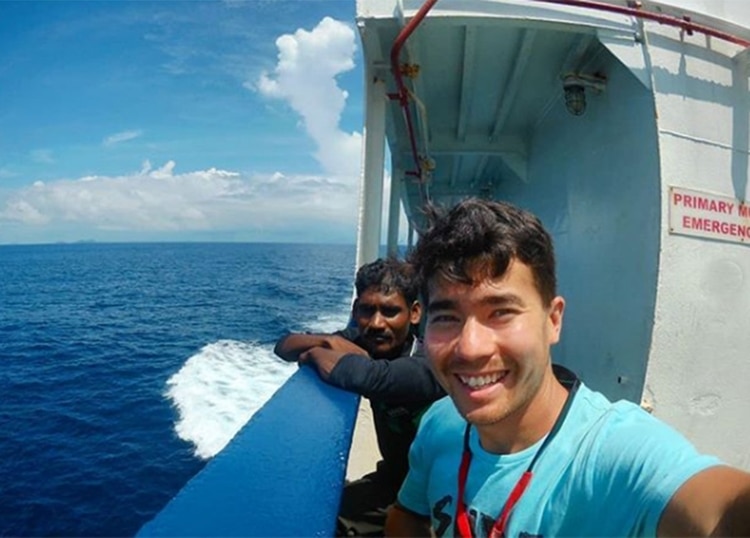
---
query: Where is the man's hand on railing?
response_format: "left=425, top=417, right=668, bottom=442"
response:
left=274, top=332, right=369, bottom=363
left=318, top=335, right=369, bottom=356
left=299, top=346, right=350, bottom=380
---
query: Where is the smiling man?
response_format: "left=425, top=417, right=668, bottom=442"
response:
left=274, top=257, right=445, bottom=536
left=386, top=198, right=750, bottom=538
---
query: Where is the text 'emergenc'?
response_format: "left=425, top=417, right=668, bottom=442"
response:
left=669, top=186, right=750, bottom=246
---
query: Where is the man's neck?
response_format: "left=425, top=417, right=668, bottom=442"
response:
left=476, top=369, right=570, bottom=455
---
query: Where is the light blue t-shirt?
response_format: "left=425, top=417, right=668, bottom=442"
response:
left=398, top=384, right=720, bottom=537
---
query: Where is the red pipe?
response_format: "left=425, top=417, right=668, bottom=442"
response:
left=530, top=0, right=750, bottom=47
left=389, top=0, right=440, bottom=181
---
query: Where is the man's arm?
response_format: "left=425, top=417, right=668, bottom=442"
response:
left=658, top=465, right=750, bottom=536
left=274, top=333, right=329, bottom=362
left=274, top=333, right=366, bottom=362
left=298, top=346, right=358, bottom=380
left=327, top=353, right=445, bottom=403
left=384, top=504, right=432, bottom=537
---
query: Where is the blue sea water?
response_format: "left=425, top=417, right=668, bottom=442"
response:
left=0, top=242, right=356, bottom=537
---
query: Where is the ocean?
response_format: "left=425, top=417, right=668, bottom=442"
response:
left=0, top=242, right=356, bottom=537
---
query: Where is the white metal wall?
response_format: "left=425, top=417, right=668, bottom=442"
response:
left=644, top=25, right=750, bottom=470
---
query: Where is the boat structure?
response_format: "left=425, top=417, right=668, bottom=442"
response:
left=139, top=0, right=750, bottom=535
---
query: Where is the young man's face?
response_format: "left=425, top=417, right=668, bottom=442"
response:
left=423, top=259, right=563, bottom=428
left=353, top=288, right=421, bottom=359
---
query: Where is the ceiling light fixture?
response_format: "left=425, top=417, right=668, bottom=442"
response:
left=562, top=73, right=607, bottom=116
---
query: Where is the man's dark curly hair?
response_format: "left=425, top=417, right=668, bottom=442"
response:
left=409, top=198, right=557, bottom=304
left=355, top=257, right=419, bottom=304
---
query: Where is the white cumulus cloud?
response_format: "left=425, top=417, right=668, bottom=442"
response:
left=255, top=17, right=362, bottom=180
left=0, top=161, right=358, bottom=241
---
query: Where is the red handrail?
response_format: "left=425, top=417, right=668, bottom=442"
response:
left=389, top=0, right=440, bottom=182
left=531, top=0, right=750, bottom=47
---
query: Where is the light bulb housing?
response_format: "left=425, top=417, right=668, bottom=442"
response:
left=562, top=73, right=607, bottom=116
left=564, top=83, right=586, bottom=116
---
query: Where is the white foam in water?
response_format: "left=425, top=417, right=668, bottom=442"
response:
left=304, top=301, right=352, bottom=334
left=165, top=340, right=297, bottom=459
left=165, top=310, right=352, bottom=460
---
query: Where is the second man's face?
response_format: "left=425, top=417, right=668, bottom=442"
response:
left=353, top=288, right=421, bottom=359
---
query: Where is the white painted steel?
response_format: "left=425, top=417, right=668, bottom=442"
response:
left=386, top=167, right=403, bottom=257
left=643, top=20, right=750, bottom=469
left=355, top=74, right=388, bottom=270
left=359, top=0, right=750, bottom=33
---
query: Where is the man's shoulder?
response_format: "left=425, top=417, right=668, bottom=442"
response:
left=571, top=383, right=656, bottom=435
left=572, top=383, right=708, bottom=464
left=335, top=326, right=359, bottom=342
left=575, top=383, right=666, bottom=430
left=420, top=396, right=463, bottom=432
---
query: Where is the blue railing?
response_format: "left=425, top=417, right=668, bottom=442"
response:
left=138, top=366, right=360, bottom=537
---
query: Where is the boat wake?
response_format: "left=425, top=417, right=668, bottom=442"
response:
left=165, top=340, right=297, bottom=459
left=164, top=310, right=350, bottom=460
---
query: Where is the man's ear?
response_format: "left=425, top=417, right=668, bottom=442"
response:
left=547, top=296, right=565, bottom=345
left=351, top=298, right=359, bottom=316
left=410, top=301, right=422, bottom=325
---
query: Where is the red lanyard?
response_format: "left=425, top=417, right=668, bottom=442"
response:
left=454, top=374, right=579, bottom=538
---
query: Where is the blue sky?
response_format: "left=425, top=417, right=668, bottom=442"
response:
left=0, top=0, right=372, bottom=244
